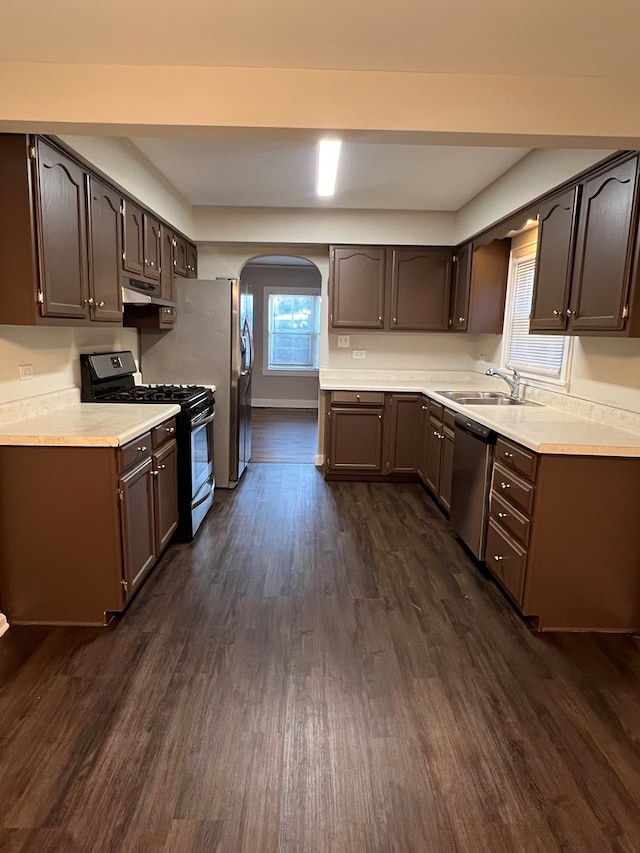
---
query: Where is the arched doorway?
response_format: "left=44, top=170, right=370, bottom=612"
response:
left=240, top=254, right=321, bottom=464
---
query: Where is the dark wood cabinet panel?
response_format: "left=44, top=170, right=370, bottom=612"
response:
left=174, top=236, right=188, bottom=277
left=529, top=187, right=579, bottom=331
left=438, top=426, right=455, bottom=513
left=416, top=397, right=430, bottom=484
left=389, top=249, right=452, bottom=331
left=569, top=157, right=639, bottom=332
left=450, top=243, right=472, bottom=331
left=425, top=415, right=443, bottom=495
left=186, top=242, right=198, bottom=278
left=34, top=138, right=89, bottom=319
left=122, top=199, right=145, bottom=278
left=119, top=456, right=157, bottom=595
left=326, top=407, right=384, bottom=472
left=144, top=213, right=161, bottom=281
left=386, top=394, right=421, bottom=473
left=153, top=439, right=179, bottom=553
left=330, top=246, right=386, bottom=328
left=87, top=176, right=123, bottom=323
left=160, top=225, right=175, bottom=301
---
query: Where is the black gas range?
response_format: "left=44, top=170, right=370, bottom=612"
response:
left=80, top=351, right=215, bottom=541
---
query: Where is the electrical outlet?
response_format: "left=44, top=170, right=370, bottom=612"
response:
left=19, top=364, right=34, bottom=381
left=352, top=350, right=366, bottom=359
left=337, top=335, right=350, bottom=348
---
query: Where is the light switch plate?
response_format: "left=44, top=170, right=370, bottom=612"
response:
left=352, top=350, right=366, bottom=359
left=337, top=335, right=350, bottom=348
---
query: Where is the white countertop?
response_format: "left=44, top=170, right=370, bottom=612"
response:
left=0, top=403, right=181, bottom=448
left=320, top=369, right=640, bottom=457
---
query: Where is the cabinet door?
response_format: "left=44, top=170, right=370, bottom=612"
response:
left=144, top=213, right=161, bottom=281
left=153, top=440, right=179, bottom=553
left=122, top=199, right=145, bottom=277
left=119, top=457, right=156, bottom=596
left=186, top=242, right=198, bottom=278
left=330, top=246, right=386, bottom=328
left=34, top=139, right=89, bottom=318
left=438, top=427, right=455, bottom=513
left=386, top=394, right=421, bottom=473
left=326, top=407, right=384, bottom=472
left=160, top=225, right=175, bottom=301
left=389, top=249, right=452, bottom=331
left=529, top=187, right=579, bottom=332
left=425, top=416, right=443, bottom=494
left=450, top=243, right=472, bottom=331
left=416, top=398, right=430, bottom=484
left=569, top=157, right=639, bottom=332
left=174, top=236, right=188, bottom=277
left=87, top=176, right=123, bottom=323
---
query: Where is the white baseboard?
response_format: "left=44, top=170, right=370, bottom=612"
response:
left=0, top=613, right=9, bottom=638
left=315, top=454, right=324, bottom=467
left=252, top=399, right=318, bottom=409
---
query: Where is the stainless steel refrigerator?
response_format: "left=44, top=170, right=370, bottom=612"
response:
left=140, top=278, right=253, bottom=488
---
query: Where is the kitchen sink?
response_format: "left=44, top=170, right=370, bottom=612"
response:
left=440, top=390, right=540, bottom=406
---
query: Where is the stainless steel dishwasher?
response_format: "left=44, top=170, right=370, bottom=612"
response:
left=449, top=414, right=497, bottom=560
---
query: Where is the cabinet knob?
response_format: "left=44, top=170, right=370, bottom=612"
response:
left=393, top=317, right=397, bottom=324
left=378, top=316, right=382, bottom=322
left=497, top=512, right=508, bottom=519
left=378, top=415, right=382, bottom=420
left=504, top=451, right=513, bottom=458
left=458, top=317, right=465, bottom=323
left=421, top=405, right=428, bottom=410
left=566, top=308, right=575, bottom=317
left=158, top=464, right=166, bottom=470
left=166, top=426, right=175, bottom=434
left=137, top=446, right=147, bottom=452
left=500, top=481, right=510, bottom=490
left=150, top=261, right=155, bottom=267
left=97, top=300, right=105, bottom=308
left=356, top=394, right=360, bottom=400
left=552, top=309, right=561, bottom=316
left=84, top=297, right=94, bottom=306
left=493, top=555, right=504, bottom=562
left=150, top=469, right=159, bottom=477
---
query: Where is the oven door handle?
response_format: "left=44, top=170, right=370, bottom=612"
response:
left=192, top=475, right=215, bottom=509
left=192, top=411, right=215, bottom=428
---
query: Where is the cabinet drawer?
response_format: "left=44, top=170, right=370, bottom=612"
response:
left=492, top=462, right=535, bottom=515
left=331, top=391, right=385, bottom=406
left=119, top=431, right=152, bottom=471
left=428, top=400, right=443, bottom=420
left=489, top=490, right=531, bottom=547
left=495, top=437, right=537, bottom=482
left=485, top=519, right=527, bottom=607
left=152, top=418, right=177, bottom=449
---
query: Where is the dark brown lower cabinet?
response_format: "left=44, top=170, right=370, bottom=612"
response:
left=0, top=419, right=178, bottom=626
left=416, top=396, right=430, bottom=483
left=385, top=393, right=421, bottom=473
left=487, top=435, right=640, bottom=632
left=325, top=403, right=385, bottom=473
left=421, top=400, right=455, bottom=512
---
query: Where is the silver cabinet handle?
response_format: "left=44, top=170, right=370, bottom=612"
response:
left=166, top=426, right=175, bottom=434
left=566, top=308, right=575, bottom=317
left=84, top=297, right=94, bottom=305
left=356, top=394, right=360, bottom=400
left=504, top=451, right=513, bottom=458
left=150, top=470, right=158, bottom=477
left=458, top=317, right=465, bottom=323
left=552, top=309, right=561, bottom=316
left=500, top=481, right=510, bottom=490
left=494, top=555, right=504, bottom=561
left=393, top=317, right=397, bottom=323
left=137, top=445, right=147, bottom=452
left=378, top=316, right=382, bottom=322
left=97, top=300, right=105, bottom=307
left=421, top=405, right=428, bottom=410
left=378, top=415, right=382, bottom=420
left=158, top=464, right=166, bottom=470
left=497, top=512, right=508, bottom=519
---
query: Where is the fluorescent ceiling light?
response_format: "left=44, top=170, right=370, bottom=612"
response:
left=316, top=140, right=342, bottom=197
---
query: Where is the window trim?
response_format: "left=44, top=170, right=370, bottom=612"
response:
left=263, top=286, right=321, bottom=377
left=501, top=241, right=573, bottom=389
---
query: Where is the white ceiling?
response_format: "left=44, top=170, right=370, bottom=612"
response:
left=130, top=137, right=530, bottom=210
left=2, top=0, right=640, bottom=79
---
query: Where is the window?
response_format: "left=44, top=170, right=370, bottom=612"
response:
left=502, top=248, right=570, bottom=384
left=264, top=288, right=321, bottom=374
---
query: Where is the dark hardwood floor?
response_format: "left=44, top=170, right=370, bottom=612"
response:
left=1, top=465, right=640, bottom=851
left=251, top=408, right=318, bottom=463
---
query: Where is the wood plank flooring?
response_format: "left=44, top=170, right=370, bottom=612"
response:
left=251, top=408, right=318, bottom=463
left=2, top=464, right=640, bottom=851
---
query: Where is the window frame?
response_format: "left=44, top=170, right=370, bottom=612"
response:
left=501, top=241, right=573, bottom=389
left=263, top=286, right=321, bottom=377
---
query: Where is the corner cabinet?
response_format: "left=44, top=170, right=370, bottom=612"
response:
left=0, top=417, right=179, bottom=626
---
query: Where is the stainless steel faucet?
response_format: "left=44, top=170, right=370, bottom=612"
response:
left=486, top=367, right=521, bottom=399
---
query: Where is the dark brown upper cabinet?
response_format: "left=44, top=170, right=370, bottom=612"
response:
left=174, top=236, right=188, bottom=277
left=450, top=240, right=510, bottom=334
left=122, top=199, right=145, bottom=278
left=186, top=241, right=198, bottom=278
left=529, top=187, right=579, bottom=332
left=389, top=249, right=452, bottom=331
left=143, top=214, right=161, bottom=281
left=330, top=246, right=386, bottom=328
left=569, top=156, right=639, bottom=333
left=160, top=225, right=175, bottom=301
left=34, top=138, right=90, bottom=319
left=86, top=176, right=124, bottom=323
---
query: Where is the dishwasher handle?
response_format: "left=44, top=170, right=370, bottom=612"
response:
left=454, top=414, right=497, bottom=444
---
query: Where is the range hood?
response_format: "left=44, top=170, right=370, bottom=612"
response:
left=122, top=280, right=176, bottom=308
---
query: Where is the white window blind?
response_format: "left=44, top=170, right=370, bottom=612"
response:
left=504, top=256, right=566, bottom=378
